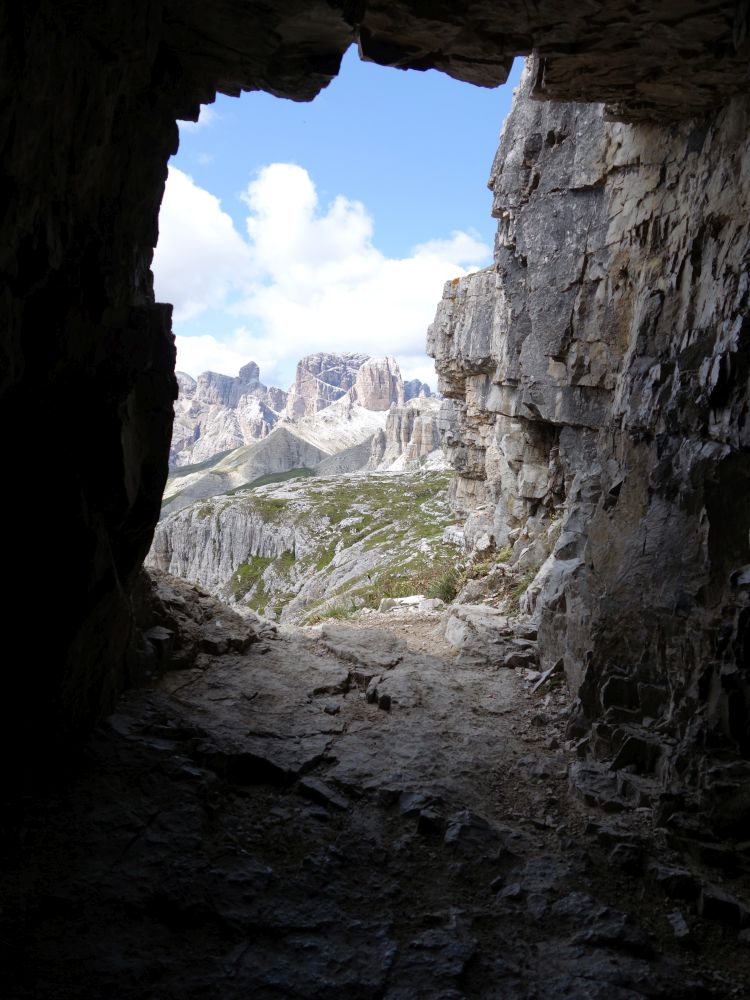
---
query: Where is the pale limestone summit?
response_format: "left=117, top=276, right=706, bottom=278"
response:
left=282, top=352, right=369, bottom=420
left=171, top=362, right=287, bottom=468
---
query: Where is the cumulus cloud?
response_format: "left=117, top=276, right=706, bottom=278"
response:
left=153, top=167, right=253, bottom=322
left=153, top=162, right=490, bottom=387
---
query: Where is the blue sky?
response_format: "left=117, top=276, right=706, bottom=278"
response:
left=153, top=47, right=522, bottom=390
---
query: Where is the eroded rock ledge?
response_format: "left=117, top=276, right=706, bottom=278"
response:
left=429, top=60, right=750, bottom=833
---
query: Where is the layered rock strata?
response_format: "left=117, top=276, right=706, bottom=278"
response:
left=149, top=471, right=455, bottom=624
left=429, top=60, right=750, bottom=828
left=368, top=397, right=446, bottom=471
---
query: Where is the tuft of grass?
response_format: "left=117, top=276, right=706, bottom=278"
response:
left=306, top=602, right=359, bottom=625
left=229, top=555, right=273, bottom=600
left=245, top=496, right=289, bottom=521
left=275, top=549, right=296, bottom=573
left=427, top=568, right=459, bottom=603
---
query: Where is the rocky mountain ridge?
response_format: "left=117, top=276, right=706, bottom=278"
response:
left=171, top=362, right=288, bottom=467
left=162, top=355, right=443, bottom=514
left=172, top=352, right=433, bottom=468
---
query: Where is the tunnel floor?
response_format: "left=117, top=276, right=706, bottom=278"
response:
left=2, top=609, right=749, bottom=998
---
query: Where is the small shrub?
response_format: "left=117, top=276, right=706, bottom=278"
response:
left=507, top=569, right=537, bottom=613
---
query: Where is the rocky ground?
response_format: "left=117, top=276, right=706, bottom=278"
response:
left=2, top=581, right=749, bottom=999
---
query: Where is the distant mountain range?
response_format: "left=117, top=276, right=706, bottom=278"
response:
left=161, top=353, right=444, bottom=516
left=171, top=351, right=433, bottom=469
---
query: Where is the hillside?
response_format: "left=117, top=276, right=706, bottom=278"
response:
left=150, top=469, right=460, bottom=623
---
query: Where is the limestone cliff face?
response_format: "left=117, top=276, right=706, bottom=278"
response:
left=150, top=502, right=298, bottom=592
left=149, top=470, right=454, bottom=623
left=428, top=70, right=613, bottom=565
left=349, top=355, right=405, bottom=410
left=368, top=398, right=446, bottom=471
left=283, top=352, right=369, bottom=420
left=429, top=59, right=750, bottom=816
left=171, top=363, right=287, bottom=467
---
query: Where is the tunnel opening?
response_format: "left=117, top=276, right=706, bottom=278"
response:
left=145, top=49, right=550, bottom=636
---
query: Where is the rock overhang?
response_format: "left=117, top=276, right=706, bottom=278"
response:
left=161, top=1, right=750, bottom=122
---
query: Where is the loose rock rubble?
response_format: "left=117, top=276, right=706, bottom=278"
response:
left=2, top=600, right=749, bottom=998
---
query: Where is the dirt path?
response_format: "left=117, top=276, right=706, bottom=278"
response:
left=314, top=605, right=461, bottom=659
left=1, top=610, right=748, bottom=998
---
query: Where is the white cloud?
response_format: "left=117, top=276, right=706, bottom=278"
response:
left=153, top=167, right=253, bottom=322
left=178, top=104, right=219, bottom=132
left=154, top=162, right=491, bottom=387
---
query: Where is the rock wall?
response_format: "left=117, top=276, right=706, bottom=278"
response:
left=3, top=0, right=748, bottom=767
left=429, top=60, right=750, bottom=821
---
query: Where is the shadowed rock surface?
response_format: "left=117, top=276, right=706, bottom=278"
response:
left=3, top=586, right=748, bottom=997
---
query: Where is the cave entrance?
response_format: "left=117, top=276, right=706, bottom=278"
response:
left=148, top=48, right=531, bottom=636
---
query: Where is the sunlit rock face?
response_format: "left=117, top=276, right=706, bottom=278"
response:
left=171, top=364, right=288, bottom=468
left=283, top=353, right=369, bottom=420
left=1, top=0, right=748, bottom=766
left=368, top=398, right=445, bottom=471
left=429, top=59, right=750, bottom=819
left=428, top=67, right=614, bottom=562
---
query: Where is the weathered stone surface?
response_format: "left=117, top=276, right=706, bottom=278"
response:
left=149, top=470, right=456, bottom=623
left=349, top=355, right=405, bottom=411
left=368, top=397, right=447, bottom=471
left=444, top=604, right=538, bottom=670
left=3, top=594, right=750, bottom=995
left=429, top=57, right=750, bottom=831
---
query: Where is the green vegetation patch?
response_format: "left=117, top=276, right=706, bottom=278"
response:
left=230, top=555, right=274, bottom=601
left=508, top=569, right=537, bottom=613
left=427, top=567, right=460, bottom=603
left=243, top=495, right=290, bottom=521
left=305, top=602, right=360, bottom=625
left=168, top=450, right=233, bottom=480
left=227, top=467, right=315, bottom=496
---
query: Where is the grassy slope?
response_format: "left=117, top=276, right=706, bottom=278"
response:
left=195, top=471, right=462, bottom=623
